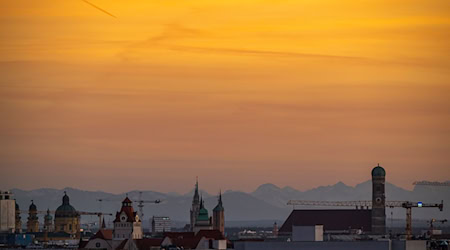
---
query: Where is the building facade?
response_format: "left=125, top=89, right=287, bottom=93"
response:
left=212, top=192, right=225, bottom=234
left=371, top=164, right=386, bottom=234
left=54, top=192, right=80, bottom=237
left=112, top=197, right=142, bottom=240
left=27, top=200, right=39, bottom=233
left=0, top=191, right=15, bottom=233
left=151, top=216, right=171, bottom=233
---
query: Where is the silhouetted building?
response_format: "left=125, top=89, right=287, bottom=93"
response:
left=212, top=192, right=225, bottom=234
left=26, top=200, right=39, bottom=233
left=371, top=164, right=386, bottom=234
left=190, top=178, right=200, bottom=231
left=54, top=192, right=80, bottom=237
left=280, top=209, right=371, bottom=234
left=15, top=201, right=21, bottom=233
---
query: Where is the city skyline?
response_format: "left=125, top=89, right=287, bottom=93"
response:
left=1, top=0, right=449, bottom=193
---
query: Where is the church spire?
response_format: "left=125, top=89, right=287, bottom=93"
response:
left=193, top=177, right=200, bottom=204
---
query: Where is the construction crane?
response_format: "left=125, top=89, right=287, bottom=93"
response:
left=413, top=181, right=450, bottom=186
left=287, top=200, right=444, bottom=239
left=136, top=191, right=162, bottom=220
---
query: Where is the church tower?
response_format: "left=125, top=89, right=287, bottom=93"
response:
left=371, top=164, right=386, bottom=234
left=27, top=200, right=39, bottom=233
left=190, top=178, right=200, bottom=231
left=44, top=209, right=53, bottom=232
left=212, top=191, right=225, bottom=234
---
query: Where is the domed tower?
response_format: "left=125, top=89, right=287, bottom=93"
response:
left=54, top=192, right=80, bottom=237
left=44, top=209, right=53, bottom=232
left=190, top=178, right=200, bottom=231
left=371, top=164, right=386, bottom=234
left=15, top=201, right=22, bottom=233
left=212, top=191, right=225, bottom=234
left=27, top=200, right=39, bottom=233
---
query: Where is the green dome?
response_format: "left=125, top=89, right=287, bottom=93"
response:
left=197, top=207, right=209, bottom=221
left=372, top=164, right=386, bottom=177
left=55, top=193, right=78, bottom=218
left=45, top=210, right=53, bottom=221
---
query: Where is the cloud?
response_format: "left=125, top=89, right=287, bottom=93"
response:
left=81, top=0, right=117, bottom=18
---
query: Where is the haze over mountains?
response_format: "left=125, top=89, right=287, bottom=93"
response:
left=11, top=181, right=449, bottom=228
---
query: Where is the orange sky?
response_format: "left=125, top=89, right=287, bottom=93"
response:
left=0, top=0, right=449, bottom=193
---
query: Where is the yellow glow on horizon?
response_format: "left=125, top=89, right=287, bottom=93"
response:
left=0, top=0, right=449, bottom=192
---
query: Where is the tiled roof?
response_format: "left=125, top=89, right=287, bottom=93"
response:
left=163, top=232, right=195, bottom=239
left=134, top=238, right=164, bottom=250
left=116, top=239, right=128, bottom=250
left=279, top=209, right=372, bottom=232
left=196, top=229, right=225, bottom=240
left=91, top=229, right=113, bottom=240
left=114, top=207, right=137, bottom=222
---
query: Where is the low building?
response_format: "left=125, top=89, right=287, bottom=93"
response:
left=151, top=216, right=171, bottom=233
left=279, top=209, right=372, bottom=235
left=0, top=191, right=15, bottom=233
left=234, top=240, right=427, bottom=250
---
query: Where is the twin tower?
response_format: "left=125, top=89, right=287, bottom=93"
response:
left=371, top=164, right=386, bottom=234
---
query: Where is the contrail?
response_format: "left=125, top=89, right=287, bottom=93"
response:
left=81, top=0, right=117, bottom=18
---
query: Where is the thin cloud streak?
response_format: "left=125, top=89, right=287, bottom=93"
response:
left=81, top=0, right=117, bottom=18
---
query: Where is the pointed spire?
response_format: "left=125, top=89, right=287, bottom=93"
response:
left=193, top=177, right=200, bottom=203
left=102, top=218, right=106, bottom=229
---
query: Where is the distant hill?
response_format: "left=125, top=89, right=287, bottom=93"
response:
left=11, top=181, right=449, bottom=228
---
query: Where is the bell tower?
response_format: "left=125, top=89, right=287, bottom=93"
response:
left=371, top=164, right=386, bottom=234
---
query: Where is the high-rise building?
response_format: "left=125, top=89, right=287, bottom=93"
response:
left=371, top=164, right=386, bottom=234
left=113, top=197, right=142, bottom=240
left=0, top=191, right=15, bottom=233
left=190, top=178, right=200, bottom=231
left=54, top=192, right=80, bottom=237
left=151, top=216, right=171, bottom=233
left=27, top=200, right=39, bottom=233
left=212, top=191, right=225, bottom=234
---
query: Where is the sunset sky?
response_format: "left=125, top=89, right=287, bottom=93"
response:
left=0, top=0, right=449, bottom=194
